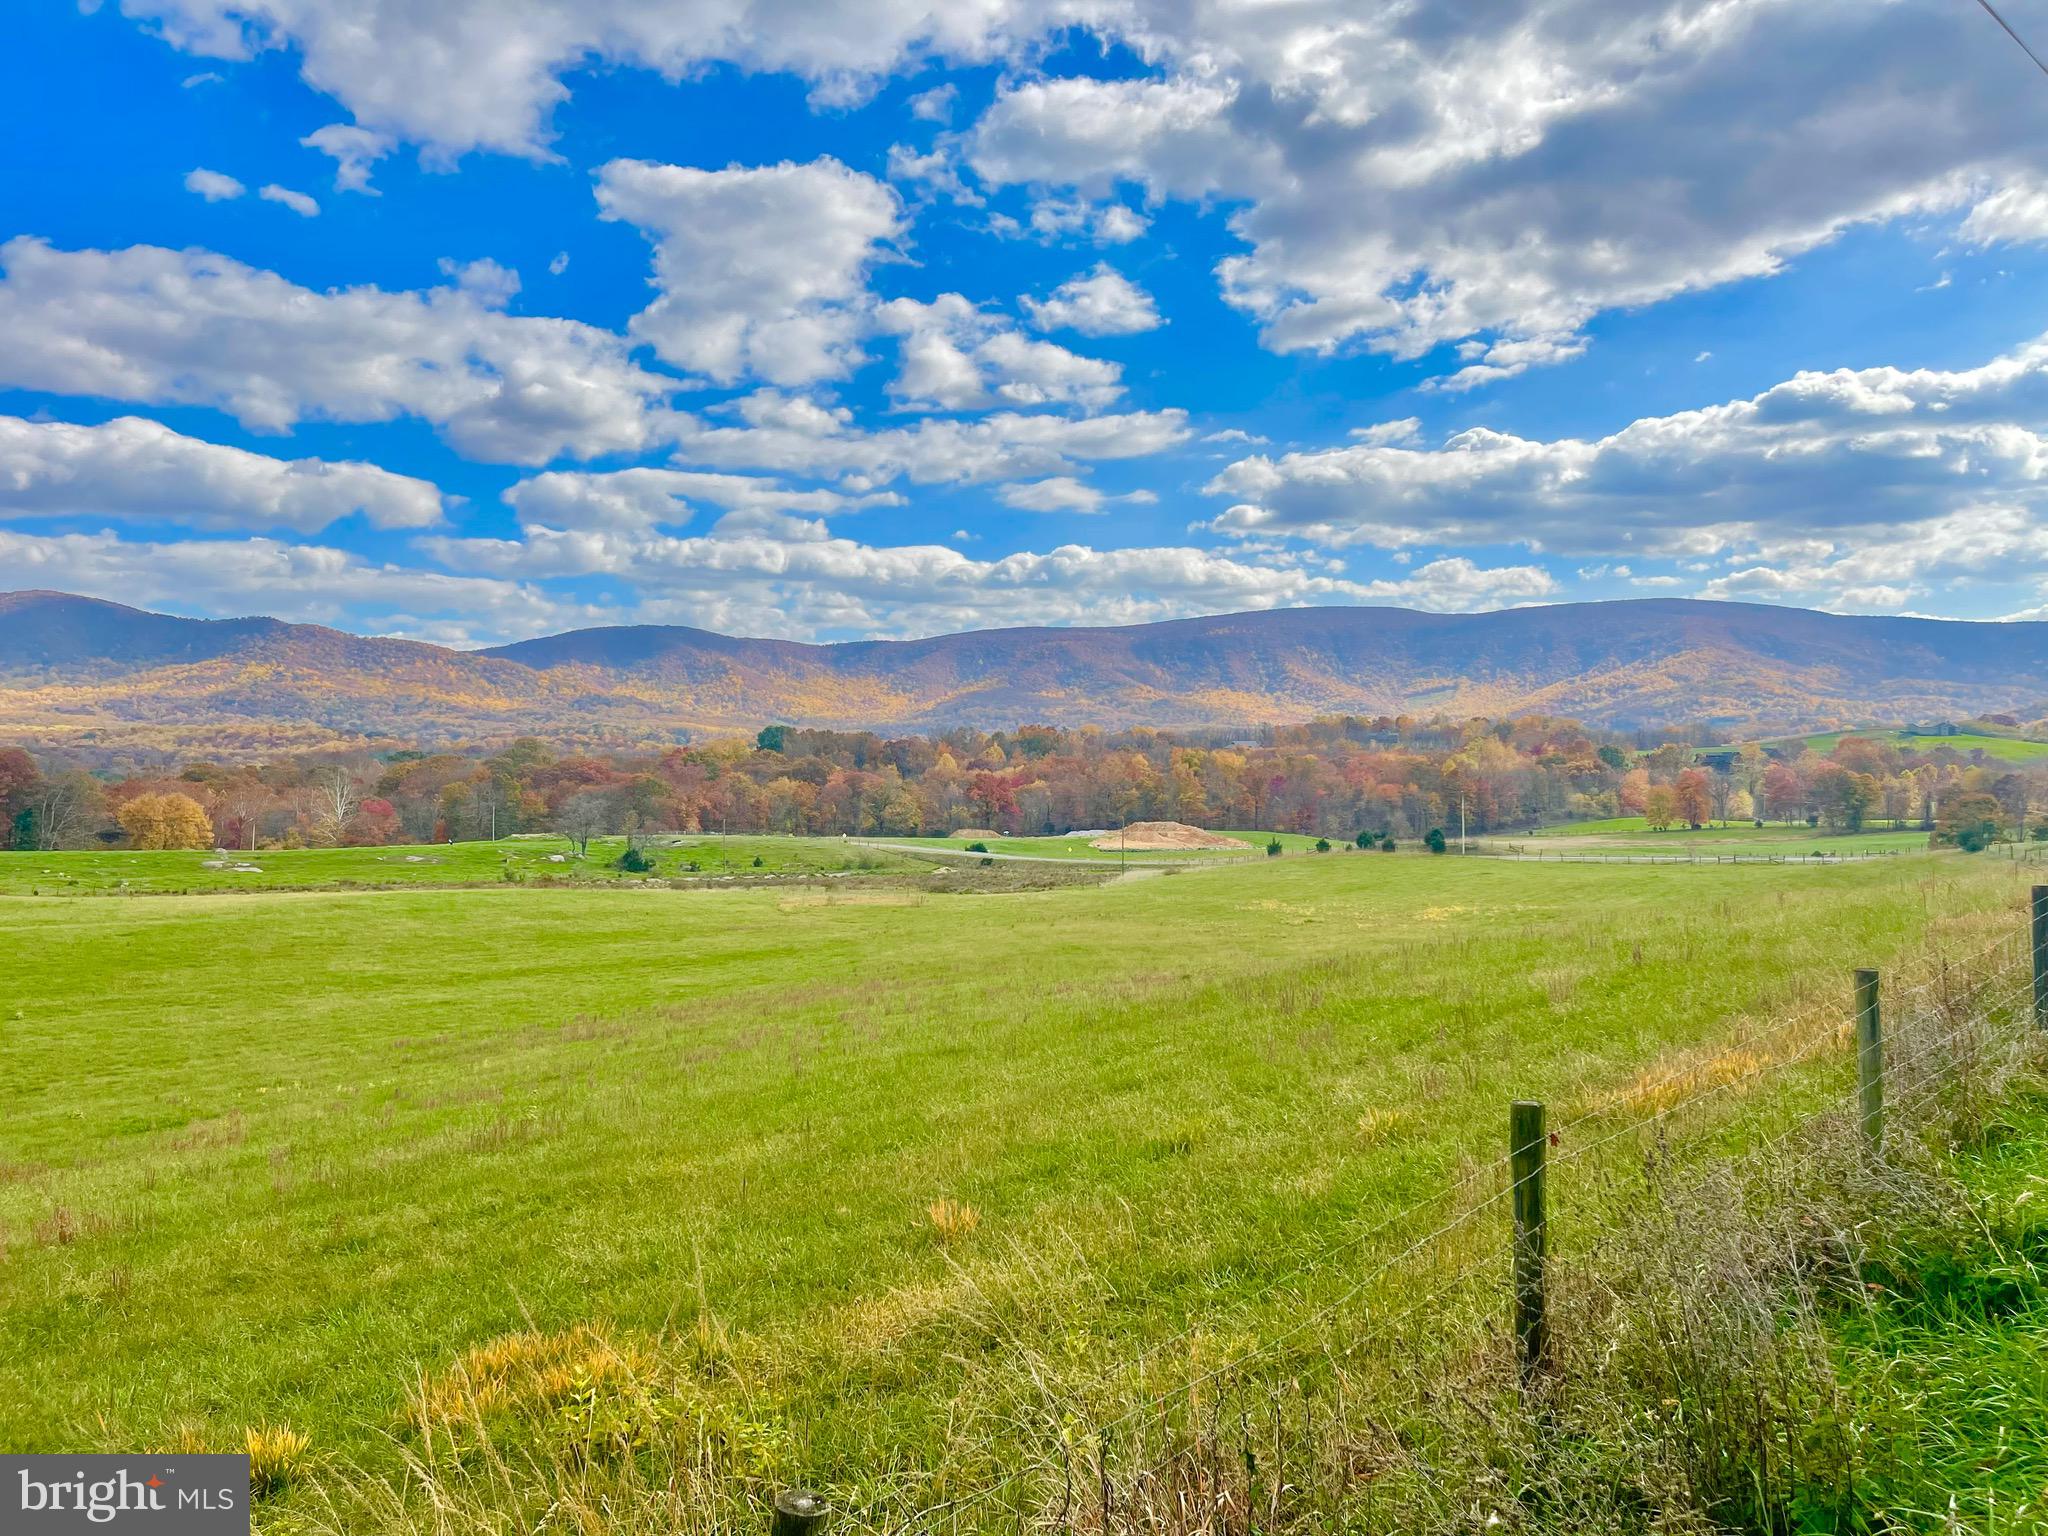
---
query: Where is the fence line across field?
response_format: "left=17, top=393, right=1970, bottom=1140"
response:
left=782, top=894, right=2046, bottom=1535
left=884, top=992, right=2022, bottom=1536
left=880, top=921, right=2040, bottom=1533
left=872, top=931, right=2027, bottom=1530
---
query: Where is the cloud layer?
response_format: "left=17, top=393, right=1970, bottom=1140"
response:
left=6, top=2, right=2048, bottom=647
left=1208, top=333, right=2048, bottom=610
left=0, top=238, right=676, bottom=464
left=0, top=415, right=442, bottom=532
left=122, top=0, right=2048, bottom=385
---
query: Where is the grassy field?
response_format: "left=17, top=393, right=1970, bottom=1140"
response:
left=1828, top=1081, right=2048, bottom=1526
left=1772, top=728, right=2048, bottom=764
left=0, top=844, right=2034, bottom=1530
left=865, top=828, right=1328, bottom=860
left=0, top=834, right=938, bottom=895
left=1511, top=817, right=1935, bottom=853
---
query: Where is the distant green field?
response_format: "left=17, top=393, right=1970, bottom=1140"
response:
left=0, top=835, right=931, bottom=895
left=1514, top=818, right=1934, bottom=853
left=872, top=829, right=1332, bottom=860
left=1772, top=728, right=2048, bottom=763
left=0, top=847, right=2024, bottom=1535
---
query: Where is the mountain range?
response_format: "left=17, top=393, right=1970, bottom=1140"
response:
left=2, top=589, right=2043, bottom=763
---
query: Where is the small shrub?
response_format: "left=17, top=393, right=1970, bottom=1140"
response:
left=1315, top=837, right=1331, bottom=853
left=1266, top=838, right=1283, bottom=857
left=1355, top=830, right=1374, bottom=849
left=616, top=846, right=653, bottom=874
left=965, top=841, right=988, bottom=852
left=1425, top=827, right=1447, bottom=854
left=926, top=1198, right=980, bottom=1243
left=979, top=856, right=995, bottom=867
left=751, top=854, right=765, bottom=868
left=1380, top=835, right=1397, bottom=852
left=244, top=1424, right=311, bottom=1497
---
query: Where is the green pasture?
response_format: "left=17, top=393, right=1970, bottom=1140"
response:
left=0, top=835, right=932, bottom=895
left=0, top=845, right=2030, bottom=1531
left=1513, top=817, right=1935, bottom=853
left=867, top=828, right=1328, bottom=859
left=1772, top=728, right=2048, bottom=764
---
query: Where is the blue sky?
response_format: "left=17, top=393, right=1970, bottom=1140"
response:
left=5, top=0, right=2048, bottom=644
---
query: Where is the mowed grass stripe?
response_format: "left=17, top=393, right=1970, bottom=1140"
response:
left=0, top=853, right=2023, bottom=1478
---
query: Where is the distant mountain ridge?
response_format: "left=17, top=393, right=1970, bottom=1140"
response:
left=2, top=589, right=2044, bottom=763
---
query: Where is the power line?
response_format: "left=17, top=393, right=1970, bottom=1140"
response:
left=1973, top=0, right=2048, bottom=78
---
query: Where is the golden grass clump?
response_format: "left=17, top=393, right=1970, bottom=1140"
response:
left=410, top=1325, right=651, bottom=1437
left=150, top=1422, right=213, bottom=1455
left=1593, top=1043, right=1778, bottom=1118
left=925, top=1198, right=981, bottom=1243
left=1355, top=1106, right=1412, bottom=1145
left=244, top=1423, right=311, bottom=1496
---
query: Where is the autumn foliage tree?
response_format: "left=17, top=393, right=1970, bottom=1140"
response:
left=1762, top=761, right=1806, bottom=824
left=1672, top=767, right=1712, bottom=828
left=0, top=747, right=40, bottom=849
left=1937, top=792, right=2004, bottom=853
left=117, top=792, right=214, bottom=850
left=1644, top=784, right=1678, bottom=831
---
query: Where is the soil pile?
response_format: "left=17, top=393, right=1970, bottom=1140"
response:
left=1088, top=822, right=1252, bottom=851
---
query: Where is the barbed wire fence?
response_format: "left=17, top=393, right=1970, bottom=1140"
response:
left=760, top=888, right=2048, bottom=1536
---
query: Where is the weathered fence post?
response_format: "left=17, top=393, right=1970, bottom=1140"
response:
left=1510, top=1099, right=1548, bottom=1381
left=772, top=1488, right=828, bottom=1536
left=1855, top=968, right=1883, bottom=1153
left=2033, top=885, right=2047, bottom=1029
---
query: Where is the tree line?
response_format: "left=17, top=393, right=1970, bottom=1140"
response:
left=1, top=716, right=2040, bottom=854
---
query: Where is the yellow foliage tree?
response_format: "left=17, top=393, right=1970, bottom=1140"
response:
left=118, top=792, right=215, bottom=850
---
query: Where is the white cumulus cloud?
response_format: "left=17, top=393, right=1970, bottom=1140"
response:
left=0, top=237, right=679, bottom=465
left=596, top=156, right=905, bottom=386
left=506, top=468, right=901, bottom=532
left=302, top=123, right=394, bottom=194
left=258, top=183, right=320, bottom=217
left=0, top=414, right=443, bottom=532
left=997, top=476, right=1157, bottom=514
left=878, top=294, right=1124, bottom=412
left=184, top=167, right=244, bottom=201
left=1022, top=264, right=1162, bottom=336
left=1206, top=329, right=2048, bottom=606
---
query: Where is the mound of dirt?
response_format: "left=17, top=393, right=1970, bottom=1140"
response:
left=1088, top=821, right=1253, bottom=852
left=951, top=827, right=1003, bottom=839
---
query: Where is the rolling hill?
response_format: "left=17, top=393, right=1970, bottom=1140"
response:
left=3, top=589, right=2045, bottom=762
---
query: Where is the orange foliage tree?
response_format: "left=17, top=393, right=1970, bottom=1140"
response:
left=117, top=792, right=215, bottom=849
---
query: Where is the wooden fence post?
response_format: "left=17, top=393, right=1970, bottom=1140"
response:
left=1855, top=968, right=1883, bottom=1153
left=1510, top=1100, right=1548, bottom=1381
left=2033, top=885, right=2047, bottom=1030
left=772, top=1489, right=827, bottom=1536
